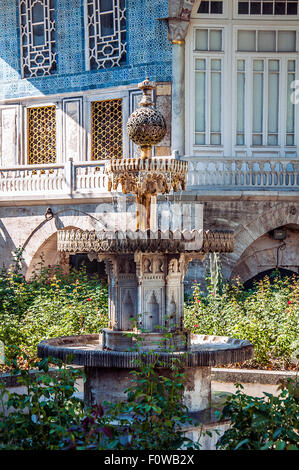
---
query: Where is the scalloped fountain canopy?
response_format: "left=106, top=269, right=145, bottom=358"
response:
left=38, top=78, right=253, bottom=414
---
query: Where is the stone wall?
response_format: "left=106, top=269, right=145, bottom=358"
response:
left=155, top=82, right=172, bottom=157
left=182, top=198, right=299, bottom=290
left=1, top=198, right=298, bottom=288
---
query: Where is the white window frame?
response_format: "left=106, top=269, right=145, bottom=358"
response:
left=194, top=0, right=228, bottom=18
left=234, top=1, right=299, bottom=19
left=186, top=23, right=228, bottom=157
left=232, top=25, right=299, bottom=157
left=186, top=8, right=299, bottom=158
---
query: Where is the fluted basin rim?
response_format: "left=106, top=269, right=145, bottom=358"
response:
left=37, top=334, right=253, bottom=368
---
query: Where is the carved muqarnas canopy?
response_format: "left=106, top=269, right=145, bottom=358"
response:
left=57, top=229, right=234, bottom=254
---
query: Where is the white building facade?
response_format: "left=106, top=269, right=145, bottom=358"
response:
left=0, top=0, right=298, bottom=287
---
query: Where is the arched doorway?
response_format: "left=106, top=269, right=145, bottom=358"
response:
left=231, top=224, right=299, bottom=284
left=243, top=267, right=298, bottom=290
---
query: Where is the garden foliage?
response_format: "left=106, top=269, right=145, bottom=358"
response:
left=0, top=349, right=199, bottom=450
left=185, top=270, right=299, bottom=369
left=216, top=379, right=299, bottom=450
left=0, top=250, right=108, bottom=366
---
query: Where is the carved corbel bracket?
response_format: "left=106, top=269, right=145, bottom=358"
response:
left=160, top=1, right=196, bottom=43
left=167, top=18, right=190, bottom=43
left=98, top=255, right=117, bottom=283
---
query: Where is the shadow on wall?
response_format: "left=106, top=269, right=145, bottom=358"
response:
left=26, top=230, right=108, bottom=282
left=70, top=254, right=107, bottom=281
left=0, top=219, right=17, bottom=270
left=25, top=230, right=60, bottom=279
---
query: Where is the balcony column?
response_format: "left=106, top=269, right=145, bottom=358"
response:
left=168, top=18, right=190, bottom=157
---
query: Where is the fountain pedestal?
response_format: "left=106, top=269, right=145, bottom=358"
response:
left=100, top=249, right=197, bottom=352
left=83, top=366, right=212, bottom=412
left=41, top=223, right=245, bottom=415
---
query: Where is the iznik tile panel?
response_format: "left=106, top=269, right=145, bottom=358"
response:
left=0, top=0, right=172, bottom=100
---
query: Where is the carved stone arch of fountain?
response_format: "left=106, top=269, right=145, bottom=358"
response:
left=223, top=204, right=299, bottom=283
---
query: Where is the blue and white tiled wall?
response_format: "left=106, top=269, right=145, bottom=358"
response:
left=0, top=0, right=172, bottom=100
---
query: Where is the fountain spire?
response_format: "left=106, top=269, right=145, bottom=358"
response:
left=105, top=77, right=187, bottom=230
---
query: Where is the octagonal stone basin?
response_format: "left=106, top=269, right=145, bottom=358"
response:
left=38, top=333, right=253, bottom=368
left=37, top=333, right=253, bottom=412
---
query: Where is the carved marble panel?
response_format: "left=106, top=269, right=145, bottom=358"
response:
left=62, top=98, right=83, bottom=162
left=0, top=107, right=19, bottom=167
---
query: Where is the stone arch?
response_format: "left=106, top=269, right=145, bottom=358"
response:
left=26, top=226, right=73, bottom=279
left=231, top=225, right=299, bottom=283
left=222, top=203, right=299, bottom=281
left=23, top=207, right=107, bottom=278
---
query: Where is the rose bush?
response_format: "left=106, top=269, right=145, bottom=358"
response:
left=185, top=272, right=299, bottom=369
left=0, top=251, right=108, bottom=368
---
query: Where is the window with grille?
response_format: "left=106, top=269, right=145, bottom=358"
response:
left=238, top=1, right=298, bottom=15
left=27, top=106, right=56, bottom=164
left=19, top=0, right=56, bottom=78
left=91, top=99, right=123, bottom=160
left=86, top=0, right=127, bottom=70
left=197, top=1, right=223, bottom=14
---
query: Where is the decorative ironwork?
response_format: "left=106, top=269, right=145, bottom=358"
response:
left=20, top=0, right=56, bottom=78
left=27, top=105, right=56, bottom=164
left=86, top=0, right=127, bottom=70
left=91, top=99, right=123, bottom=160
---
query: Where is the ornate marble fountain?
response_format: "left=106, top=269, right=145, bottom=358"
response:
left=38, top=78, right=253, bottom=415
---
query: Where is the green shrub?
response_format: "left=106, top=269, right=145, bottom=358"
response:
left=0, top=252, right=108, bottom=366
left=0, top=352, right=85, bottom=450
left=216, top=379, right=299, bottom=450
left=185, top=273, right=299, bottom=368
left=0, top=348, right=200, bottom=450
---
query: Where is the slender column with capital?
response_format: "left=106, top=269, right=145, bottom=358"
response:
left=167, top=18, right=190, bottom=157
left=171, top=39, right=185, bottom=156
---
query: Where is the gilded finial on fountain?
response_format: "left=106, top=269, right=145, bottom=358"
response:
left=105, top=78, right=188, bottom=231
left=126, top=77, right=166, bottom=160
